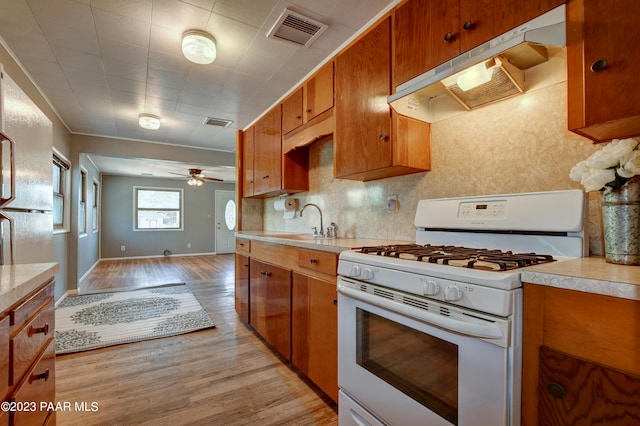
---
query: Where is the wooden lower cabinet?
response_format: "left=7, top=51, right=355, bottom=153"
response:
left=523, top=283, right=640, bottom=425
left=2, top=279, right=56, bottom=426
left=539, top=346, right=640, bottom=425
left=291, top=273, right=338, bottom=402
left=234, top=254, right=250, bottom=323
left=249, top=258, right=292, bottom=360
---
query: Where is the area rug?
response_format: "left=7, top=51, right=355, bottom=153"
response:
left=55, top=284, right=215, bottom=354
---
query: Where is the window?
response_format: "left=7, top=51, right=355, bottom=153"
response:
left=92, top=180, right=99, bottom=232
left=134, top=187, right=183, bottom=230
left=79, top=169, right=87, bottom=234
left=53, top=152, right=70, bottom=231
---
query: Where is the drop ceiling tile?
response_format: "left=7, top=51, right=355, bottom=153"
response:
left=103, top=59, right=148, bottom=83
left=288, top=0, right=342, bottom=17
left=29, top=0, right=94, bottom=32
left=212, top=0, right=278, bottom=29
left=99, top=39, right=149, bottom=65
left=143, top=96, right=179, bottom=112
left=330, top=0, right=394, bottom=29
left=62, top=65, right=108, bottom=88
left=146, top=82, right=183, bottom=101
left=38, top=19, right=99, bottom=55
left=310, top=21, right=355, bottom=53
left=176, top=102, right=210, bottom=116
left=93, top=8, right=151, bottom=48
left=179, top=91, right=215, bottom=108
left=147, top=69, right=187, bottom=91
left=0, top=0, right=32, bottom=15
left=149, top=25, right=183, bottom=58
left=90, top=0, right=153, bottom=22
left=50, top=46, right=103, bottom=72
left=183, top=77, right=224, bottom=98
left=148, top=50, right=191, bottom=76
left=180, top=0, right=215, bottom=12
left=151, top=0, right=210, bottom=31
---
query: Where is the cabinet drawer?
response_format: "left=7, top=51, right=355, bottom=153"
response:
left=235, top=238, right=251, bottom=256
left=9, top=281, right=54, bottom=330
left=11, top=340, right=55, bottom=426
left=0, top=316, right=8, bottom=401
left=297, top=249, right=337, bottom=276
left=10, top=302, right=54, bottom=386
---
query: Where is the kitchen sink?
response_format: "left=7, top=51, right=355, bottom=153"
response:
left=264, top=233, right=326, bottom=240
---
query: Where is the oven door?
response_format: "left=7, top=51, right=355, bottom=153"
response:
left=337, top=277, right=518, bottom=426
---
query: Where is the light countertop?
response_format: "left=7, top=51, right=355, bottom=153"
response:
left=0, top=263, right=59, bottom=312
left=522, top=257, right=640, bottom=301
left=236, top=231, right=412, bottom=254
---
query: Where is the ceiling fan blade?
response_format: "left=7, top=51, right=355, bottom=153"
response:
left=202, top=176, right=223, bottom=182
left=168, top=171, right=190, bottom=177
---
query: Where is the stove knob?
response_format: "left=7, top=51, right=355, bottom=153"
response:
left=444, top=285, right=462, bottom=301
left=361, top=268, right=374, bottom=280
left=424, top=280, right=440, bottom=296
left=349, top=265, right=361, bottom=277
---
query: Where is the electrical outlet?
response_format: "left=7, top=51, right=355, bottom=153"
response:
left=386, top=195, right=398, bottom=211
left=120, top=245, right=126, bottom=251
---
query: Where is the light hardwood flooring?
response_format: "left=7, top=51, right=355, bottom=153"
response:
left=56, top=255, right=338, bottom=425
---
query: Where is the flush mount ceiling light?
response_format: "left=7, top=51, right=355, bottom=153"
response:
left=182, top=30, right=216, bottom=64
left=138, top=113, right=161, bottom=130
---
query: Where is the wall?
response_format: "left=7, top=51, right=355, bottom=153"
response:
left=260, top=82, right=605, bottom=255
left=0, top=41, right=73, bottom=302
left=101, top=175, right=235, bottom=258
left=77, top=154, right=101, bottom=281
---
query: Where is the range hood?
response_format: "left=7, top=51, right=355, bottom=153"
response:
left=389, top=5, right=566, bottom=123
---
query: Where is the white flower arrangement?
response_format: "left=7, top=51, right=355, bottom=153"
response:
left=570, top=138, right=640, bottom=192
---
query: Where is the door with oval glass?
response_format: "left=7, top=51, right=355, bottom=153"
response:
left=214, top=190, right=236, bottom=254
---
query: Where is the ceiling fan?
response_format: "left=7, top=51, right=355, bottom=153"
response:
left=169, top=168, right=223, bottom=186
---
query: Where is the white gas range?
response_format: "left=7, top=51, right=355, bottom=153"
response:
left=337, top=190, right=587, bottom=426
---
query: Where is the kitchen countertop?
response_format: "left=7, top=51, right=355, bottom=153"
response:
left=236, top=231, right=412, bottom=254
left=0, top=262, right=59, bottom=312
left=522, top=257, right=640, bottom=301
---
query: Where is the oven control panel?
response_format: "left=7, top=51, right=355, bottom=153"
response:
left=458, top=200, right=507, bottom=219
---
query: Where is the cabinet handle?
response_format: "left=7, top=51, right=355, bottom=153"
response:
left=546, top=382, right=566, bottom=399
left=261, top=271, right=272, bottom=277
left=590, top=59, right=608, bottom=72
left=29, top=323, right=49, bottom=336
left=243, top=264, right=249, bottom=267
left=262, top=175, right=269, bottom=180
left=444, top=32, right=454, bottom=42
left=309, top=258, right=317, bottom=264
left=333, top=299, right=337, bottom=306
left=378, top=133, right=388, bottom=141
left=296, top=115, right=301, bottom=120
left=31, top=369, right=50, bottom=382
left=463, top=21, right=474, bottom=31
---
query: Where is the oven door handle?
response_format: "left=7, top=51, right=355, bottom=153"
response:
left=338, top=283, right=504, bottom=340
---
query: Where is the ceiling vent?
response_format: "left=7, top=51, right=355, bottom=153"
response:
left=204, top=117, right=233, bottom=127
left=267, top=9, right=328, bottom=47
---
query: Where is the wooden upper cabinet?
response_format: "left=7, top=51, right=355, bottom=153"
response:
left=393, top=0, right=564, bottom=89
left=335, top=16, right=430, bottom=181
left=567, top=0, right=640, bottom=142
left=393, top=0, right=460, bottom=89
left=241, top=126, right=255, bottom=198
left=282, top=88, right=303, bottom=135
left=282, top=61, right=334, bottom=135
left=303, top=61, right=334, bottom=122
left=253, top=107, right=282, bottom=195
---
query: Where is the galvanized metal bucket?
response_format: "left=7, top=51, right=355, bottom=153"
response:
left=602, top=176, right=640, bottom=265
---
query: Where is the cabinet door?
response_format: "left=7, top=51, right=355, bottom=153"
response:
left=249, top=259, right=291, bottom=359
left=393, top=0, right=460, bottom=88
left=335, top=17, right=393, bottom=178
left=242, top=126, right=255, bottom=198
left=304, top=61, right=334, bottom=122
left=282, top=88, right=303, bottom=134
left=253, top=107, right=282, bottom=195
left=539, top=346, right=640, bottom=425
left=567, top=0, right=640, bottom=141
left=459, top=0, right=564, bottom=53
left=234, top=254, right=250, bottom=323
left=291, top=273, right=338, bottom=402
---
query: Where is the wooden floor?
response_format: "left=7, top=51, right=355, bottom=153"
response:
left=56, top=255, right=338, bottom=425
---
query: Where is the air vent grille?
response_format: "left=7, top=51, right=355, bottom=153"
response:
left=204, top=117, right=233, bottom=127
left=267, top=9, right=328, bottom=47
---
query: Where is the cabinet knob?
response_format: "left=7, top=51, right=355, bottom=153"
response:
left=378, top=133, right=388, bottom=141
left=546, top=382, right=566, bottom=399
left=590, top=59, right=608, bottom=72
left=296, top=115, right=301, bottom=120
left=333, top=299, right=337, bottom=306
left=463, top=21, right=474, bottom=31
left=309, top=258, right=317, bottom=264
left=444, top=32, right=454, bottom=42
left=260, top=271, right=272, bottom=277
left=31, top=369, right=50, bottom=382
left=262, top=175, right=269, bottom=180
left=29, top=323, right=49, bottom=336
left=306, top=108, right=312, bottom=113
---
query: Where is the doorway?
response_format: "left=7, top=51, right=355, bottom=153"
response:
left=215, top=190, right=236, bottom=254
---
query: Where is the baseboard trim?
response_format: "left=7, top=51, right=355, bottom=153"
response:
left=55, top=289, right=79, bottom=308
left=100, top=252, right=217, bottom=261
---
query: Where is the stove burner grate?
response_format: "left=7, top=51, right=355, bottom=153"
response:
left=358, top=244, right=555, bottom=271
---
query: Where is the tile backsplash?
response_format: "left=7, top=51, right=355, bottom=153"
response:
left=250, top=82, right=604, bottom=255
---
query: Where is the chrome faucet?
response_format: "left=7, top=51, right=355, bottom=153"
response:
left=300, top=203, right=324, bottom=237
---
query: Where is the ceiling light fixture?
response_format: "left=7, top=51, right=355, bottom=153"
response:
left=182, top=30, right=217, bottom=64
left=187, top=178, right=204, bottom=187
left=138, top=113, right=161, bottom=130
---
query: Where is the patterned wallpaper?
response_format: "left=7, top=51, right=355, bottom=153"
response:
left=252, top=82, right=604, bottom=255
